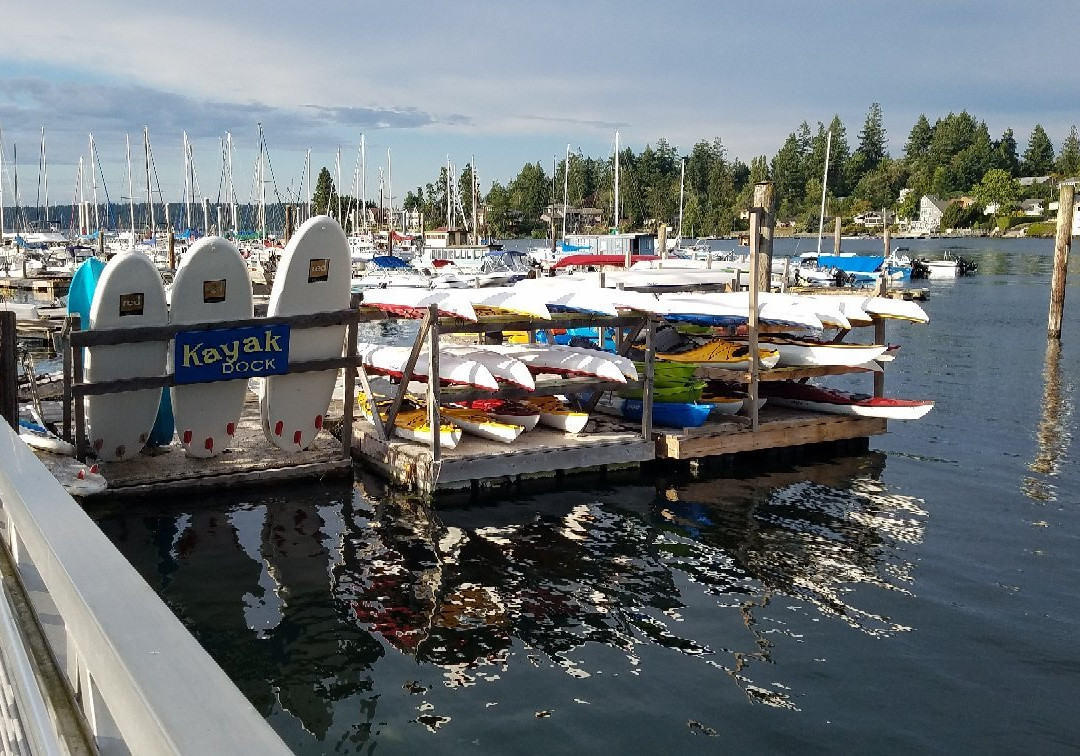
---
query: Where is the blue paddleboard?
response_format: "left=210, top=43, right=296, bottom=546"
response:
left=72, top=255, right=174, bottom=447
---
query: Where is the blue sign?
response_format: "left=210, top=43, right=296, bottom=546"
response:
left=174, top=324, right=290, bottom=385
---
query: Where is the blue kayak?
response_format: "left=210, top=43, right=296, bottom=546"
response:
left=620, top=399, right=712, bottom=428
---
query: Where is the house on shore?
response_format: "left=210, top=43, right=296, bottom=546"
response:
left=909, top=195, right=950, bottom=235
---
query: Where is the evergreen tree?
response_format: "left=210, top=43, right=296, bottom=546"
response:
left=771, top=132, right=805, bottom=218
left=904, top=115, right=933, bottom=162
left=311, top=167, right=336, bottom=218
left=992, top=128, right=1020, bottom=175
left=826, top=115, right=851, bottom=196
left=1055, top=126, right=1080, bottom=177
left=1022, top=124, right=1055, bottom=176
left=850, top=102, right=887, bottom=186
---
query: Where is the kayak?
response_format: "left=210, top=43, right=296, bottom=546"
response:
left=732, top=336, right=889, bottom=368
left=657, top=338, right=781, bottom=370
left=357, top=342, right=499, bottom=390
left=358, top=394, right=463, bottom=448
left=634, top=360, right=701, bottom=387
left=521, top=396, right=590, bottom=433
left=618, top=380, right=706, bottom=403
left=760, top=381, right=934, bottom=420
left=440, top=406, right=525, bottom=444
left=463, top=399, right=541, bottom=432
left=600, top=395, right=712, bottom=428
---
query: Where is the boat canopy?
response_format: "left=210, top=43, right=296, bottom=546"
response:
left=371, top=255, right=410, bottom=269
left=818, top=255, right=884, bottom=273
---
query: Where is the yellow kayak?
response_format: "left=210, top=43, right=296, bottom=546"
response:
left=358, top=394, right=462, bottom=448
left=657, top=338, right=780, bottom=370
left=521, top=396, right=589, bottom=433
left=441, top=406, right=525, bottom=444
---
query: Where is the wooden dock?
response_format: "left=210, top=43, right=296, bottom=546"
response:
left=85, top=394, right=352, bottom=499
left=350, top=414, right=653, bottom=494
left=653, top=407, right=887, bottom=460
left=0, top=275, right=71, bottom=298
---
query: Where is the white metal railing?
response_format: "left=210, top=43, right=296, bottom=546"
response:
left=0, top=418, right=292, bottom=754
left=0, top=577, right=59, bottom=755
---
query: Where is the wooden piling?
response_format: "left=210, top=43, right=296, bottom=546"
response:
left=752, top=181, right=775, bottom=292
left=833, top=216, right=842, bottom=254
left=747, top=209, right=761, bottom=430
left=284, top=205, right=294, bottom=245
left=167, top=232, right=176, bottom=271
left=1048, top=183, right=1074, bottom=340
left=0, top=311, right=17, bottom=427
left=658, top=224, right=668, bottom=264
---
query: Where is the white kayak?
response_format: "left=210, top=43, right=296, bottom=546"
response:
left=462, top=400, right=541, bottom=431
left=443, top=346, right=536, bottom=390
left=481, top=344, right=627, bottom=383
left=440, top=406, right=525, bottom=444
left=358, top=287, right=478, bottom=321
left=357, top=342, right=499, bottom=390
left=737, top=337, right=889, bottom=367
left=19, top=421, right=76, bottom=456
left=459, top=287, right=552, bottom=319
left=512, top=279, right=620, bottom=316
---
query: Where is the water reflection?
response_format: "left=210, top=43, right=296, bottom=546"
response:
left=95, top=456, right=926, bottom=747
left=1023, top=340, right=1074, bottom=502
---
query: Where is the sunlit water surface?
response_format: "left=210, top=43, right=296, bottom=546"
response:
left=92, top=237, right=1080, bottom=753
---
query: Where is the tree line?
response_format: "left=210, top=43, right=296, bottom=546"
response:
left=395, top=105, right=1078, bottom=239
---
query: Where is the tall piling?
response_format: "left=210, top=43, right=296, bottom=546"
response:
left=1048, top=183, right=1074, bottom=340
left=0, top=311, right=17, bottom=428
left=753, top=181, right=775, bottom=292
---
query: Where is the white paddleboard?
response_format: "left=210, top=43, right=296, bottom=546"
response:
left=85, top=252, right=168, bottom=461
left=35, top=453, right=107, bottom=497
left=169, top=237, right=254, bottom=458
left=261, top=216, right=351, bottom=451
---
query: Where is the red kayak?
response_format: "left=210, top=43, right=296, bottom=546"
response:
left=760, top=381, right=933, bottom=420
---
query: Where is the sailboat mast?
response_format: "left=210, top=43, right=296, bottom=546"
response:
left=816, top=130, right=832, bottom=256
left=470, top=154, right=478, bottom=244
left=89, top=133, right=100, bottom=231
left=226, top=132, right=237, bottom=235
left=183, top=131, right=191, bottom=232
left=144, top=126, right=154, bottom=238
left=446, top=156, right=452, bottom=230
left=562, top=143, right=570, bottom=240
left=126, top=133, right=135, bottom=245
left=306, top=147, right=312, bottom=221
left=613, top=130, right=620, bottom=234
left=677, top=156, right=686, bottom=247
left=359, top=136, right=366, bottom=231
left=334, top=146, right=341, bottom=220
left=258, top=124, right=266, bottom=241
left=387, top=147, right=393, bottom=234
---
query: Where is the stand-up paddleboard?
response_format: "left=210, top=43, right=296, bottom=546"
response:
left=35, top=453, right=107, bottom=497
left=261, top=216, right=351, bottom=452
left=169, top=237, right=254, bottom=458
left=85, top=252, right=168, bottom=461
left=67, top=257, right=105, bottom=332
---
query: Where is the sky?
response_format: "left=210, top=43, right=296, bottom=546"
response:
left=2, top=0, right=1078, bottom=215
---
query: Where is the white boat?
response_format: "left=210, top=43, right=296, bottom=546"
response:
left=357, top=342, right=499, bottom=390
left=480, top=344, right=627, bottom=383
left=443, top=346, right=536, bottom=390
left=440, top=406, right=525, bottom=444
left=924, top=255, right=960, bottom=277
left=357, top=287, right=478, bottom=321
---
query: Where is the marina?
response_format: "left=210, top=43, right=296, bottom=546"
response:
left=0, top=225, right=1074, bottom=754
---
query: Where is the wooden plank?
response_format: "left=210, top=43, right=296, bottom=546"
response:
left=656, top=412, right=886, bottom=459
left=70, top=307, right=367, bottom=348
left=93, top=459, right=353, bottom=498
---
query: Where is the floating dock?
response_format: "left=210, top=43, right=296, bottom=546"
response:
left=84, top=394, right=352, bottom=499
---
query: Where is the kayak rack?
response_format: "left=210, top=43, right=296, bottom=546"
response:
left=348, top=304, right=658, bottom=494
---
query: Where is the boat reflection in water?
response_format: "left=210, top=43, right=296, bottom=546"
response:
left=93, top=450, right=926, bottom=750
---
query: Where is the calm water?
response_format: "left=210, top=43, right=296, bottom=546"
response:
left=91, top=237, right=1080, bottom=754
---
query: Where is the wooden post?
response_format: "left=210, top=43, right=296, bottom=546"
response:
left=62, top=315, right=78, bottom=442
left=747, top=208, right=761, bottom=431
left=341, top=317, right=357, bottom=459
left=658, top=224, right=667, bottom=266
left=0, top=311, right=17, bottom=428
left=284, top=204, right=294, bottom=245
left=1048, top=183, right=1074, bottom=340
left=426, top=304, right=441, bottom=467
left=97, top=228, right=105, bottom=258
left=833, top=216, right=842, bottom=254
left=642, top=316, right=655, bottom=440
left=167, top=231, right=176, bottom=271
left=753, top=182, right=774, bottom=292
left=874, top=319, right=886, bottom=398
left=877, top=219, right=891, bottom=296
